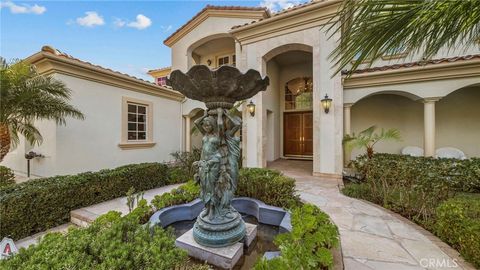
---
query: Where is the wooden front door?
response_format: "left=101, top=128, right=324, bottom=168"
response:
left=284, top=111, right=313, bottom=157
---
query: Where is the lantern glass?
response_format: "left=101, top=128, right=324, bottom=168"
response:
left=321, top=94, right=333, bottom=113
left=247, top=101, right=256, bottom=116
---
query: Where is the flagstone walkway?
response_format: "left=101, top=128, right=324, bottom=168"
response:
left=268, top=159, right=475, bottom=270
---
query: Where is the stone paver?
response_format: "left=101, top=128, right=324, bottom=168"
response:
left=15, top=223, right=73, bottom=249
left=268, top=159, right=475, bottom=270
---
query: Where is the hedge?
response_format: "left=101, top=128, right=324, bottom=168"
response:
left=348, top=153, right=480, bottom=227
left=237, top=168, right=301, bottom=209
left=0, top=162, right=182, bottom=240
left=0, top=165, right=15, bottom=188
left=435, top=194, right=480, bottom=268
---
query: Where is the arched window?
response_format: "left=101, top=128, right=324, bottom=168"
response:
left=285, top=77, right=313, bottom=110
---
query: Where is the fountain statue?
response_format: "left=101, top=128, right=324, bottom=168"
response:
left=168, top=65, right=269, bottom=247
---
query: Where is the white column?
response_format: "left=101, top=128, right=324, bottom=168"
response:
left=423, top=98, right=440, bottom=157
left=185, top=116, right=191, bottom=152
left=314, top=30, right=343, bottom=177
left=343, top=104, right=353, bottom=136
left=343, top=104, right=353, bottom=165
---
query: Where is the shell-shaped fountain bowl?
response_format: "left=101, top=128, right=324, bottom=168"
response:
left=167, top=65, right=269, bottom=109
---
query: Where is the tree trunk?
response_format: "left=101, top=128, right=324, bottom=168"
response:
left=0, top=123, right=11, bottom=162
left=366, top=147, right=374, bottom=159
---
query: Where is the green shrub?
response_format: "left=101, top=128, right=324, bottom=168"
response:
left=237, top=168, right=301, bottom=209
left=151, top=180, right=200, bottom=210
left=255, top=204, right=339, bottom=270
left=0, top=199, right=192, bottom=270
left=341, top=183, right=375, bottom=202
left=169, top=148, right=201, bottom=182
left=435, top=194, right=480, bottom=268
left=348, top=154, right=479, bottom=227
left=0, top=162, right=184, bottom=240
left=0, top=165, right=15, bottom=188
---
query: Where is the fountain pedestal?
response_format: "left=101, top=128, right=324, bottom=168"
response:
left=176, top=223, right=257, bottom=269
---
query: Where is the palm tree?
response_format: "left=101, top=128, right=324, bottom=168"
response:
left=0, top=58, right=84, bottom=161
left=328, top=0, right=480, bottom=74
left=343, top=125, right=401, bottom=159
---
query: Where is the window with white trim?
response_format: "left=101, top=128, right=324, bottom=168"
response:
left=217, top=55, right=229, bottom=67
left=127, top=103, right=148, bottom=141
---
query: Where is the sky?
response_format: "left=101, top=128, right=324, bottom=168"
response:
left=1, top=0, right=308, bottom=81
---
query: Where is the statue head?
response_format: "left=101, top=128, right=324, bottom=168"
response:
left=202, top=116, right=216, bottom=133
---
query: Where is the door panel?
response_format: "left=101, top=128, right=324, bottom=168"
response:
left=303, top=113, right=313, bottom=156
left=284, top=113, right=303, bottom=156
left=284, top=111, right=313, bottom=157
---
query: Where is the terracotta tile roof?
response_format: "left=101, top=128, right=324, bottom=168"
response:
left=343, top=54, right=480, bottom=75
left=231, top=0, right=324, bottom=30
left=39, top=45, right=157, bottom=86
left=164, top=5, right=269, bottom=45
left=147, top=66, right=171, bottom=73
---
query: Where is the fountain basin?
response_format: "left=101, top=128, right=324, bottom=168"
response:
left=148, top=197, right=291, bottom=269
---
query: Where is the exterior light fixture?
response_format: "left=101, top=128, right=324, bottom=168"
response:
left=321, top=94, right=333, bottom=113
left=207, top=59, right=212, bottom=66
left=247, top=100, right=256, bottom=117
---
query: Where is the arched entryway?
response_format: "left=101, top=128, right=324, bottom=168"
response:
left=348, top=92, right=423, bottom=159
left=262, top=44, right=313, bottom=160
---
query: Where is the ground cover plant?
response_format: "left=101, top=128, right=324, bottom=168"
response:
left=255, top=203, right=339, bottom=270
left=342, top=153, right=480, bottom=267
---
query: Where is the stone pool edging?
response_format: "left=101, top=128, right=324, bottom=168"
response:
left=148, top=197, right=291, bottom=233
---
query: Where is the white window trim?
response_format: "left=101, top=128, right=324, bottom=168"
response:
left=217, top=54, right=231, bottom=67
left=119, top=96, right=155, bottom=149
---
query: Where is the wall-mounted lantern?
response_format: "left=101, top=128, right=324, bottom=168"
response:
left=247, top=100, right=256, bottom=117
left=207, top=59, right=212, bottom=66
left=321, top=94, right=333, bottom=113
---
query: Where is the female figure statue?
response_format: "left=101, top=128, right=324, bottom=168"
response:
left=193, top=111, right=222, bottom=220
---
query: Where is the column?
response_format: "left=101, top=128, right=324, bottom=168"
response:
left=423, top=98, right=440, bottom=157
left=343, top=104, right=353, bottom=165
left=314, top=30, right=344, bottom=177
left=185, top=116, right=191, bottom=152
left=343, top=104, right=353, bottom=136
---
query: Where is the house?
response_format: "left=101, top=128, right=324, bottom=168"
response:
left=162, top=2, right=480, bottom=178
left=3, top=2, right=479, bottom=179
left=1, top=46, right=184, bottom=177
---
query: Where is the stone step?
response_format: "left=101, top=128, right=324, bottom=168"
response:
left=70, top=209, right=99, bottom=227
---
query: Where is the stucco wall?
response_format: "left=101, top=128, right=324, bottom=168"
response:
left=1, top=120, right=57, bottom=177
left=437, top=86, right=480, bottom=157
left=53, top=74, right=183, bottom=176
left=350, top=94, right=424, bottom=158
left=3, top=74, right=183, bottom=177
left=264, top=60, right=281, bottom=161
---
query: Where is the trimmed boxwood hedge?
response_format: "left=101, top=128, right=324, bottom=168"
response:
left=0, top=163, right=181, bottom=240
left=435, top=194, right=480, bottom=268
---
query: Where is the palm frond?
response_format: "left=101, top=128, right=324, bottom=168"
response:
left=327, top=0, right=480, bottom=75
